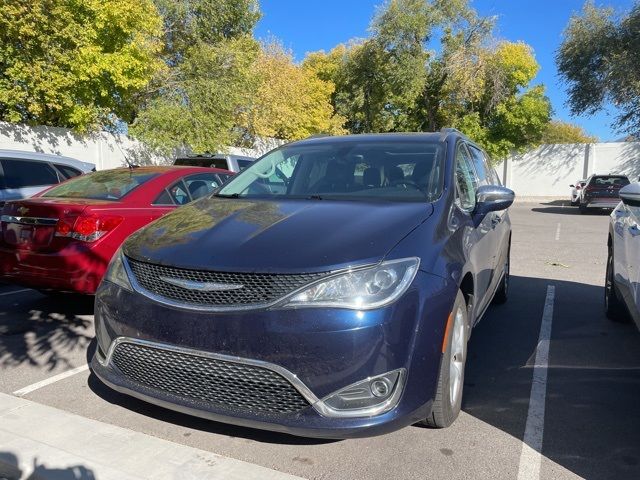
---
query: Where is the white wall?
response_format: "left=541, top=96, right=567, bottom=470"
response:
left=497, top=142, right=640, bottom=197
left=0, top=122, right=282, bottom=170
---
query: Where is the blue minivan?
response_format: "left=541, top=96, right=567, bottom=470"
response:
left=92, top=129, right=514, bottom=438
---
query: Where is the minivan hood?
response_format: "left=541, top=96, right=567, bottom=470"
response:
left=124, top=198, right=433, bottom=273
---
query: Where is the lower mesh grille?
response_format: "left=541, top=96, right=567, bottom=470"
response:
left=111, top=342, right=310, bottom=414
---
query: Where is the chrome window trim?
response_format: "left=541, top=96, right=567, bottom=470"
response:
left=99, top=336, right=405, bottom=418
left=121, top=255, right=376, bottom=313
left=1, top=215, right=58, bottom=226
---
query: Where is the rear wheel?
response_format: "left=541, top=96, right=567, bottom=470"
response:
left=579, top=204, right=587, bottom=214
left=421, top=290, right=468, bottom=428
left=605, top=246, right=629, bottom=322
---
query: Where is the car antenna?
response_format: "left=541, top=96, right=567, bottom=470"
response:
left=113, top=140, right=139, bottom=171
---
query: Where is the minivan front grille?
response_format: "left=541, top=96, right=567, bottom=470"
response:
left=126, top=257, right=327, bottom=308
left=111, top=342, right=310, bottom=414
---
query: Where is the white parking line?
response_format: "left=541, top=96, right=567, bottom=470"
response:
left=12, top=364, right=89, bottom=397
left=517, top=285, right=555, bottom=480
left=554, top=223, right=561, bottom=241
left=0, top=288, right=31, bottom=297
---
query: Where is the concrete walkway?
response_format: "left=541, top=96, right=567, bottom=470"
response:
left=0, top=393, right=304, bottom=480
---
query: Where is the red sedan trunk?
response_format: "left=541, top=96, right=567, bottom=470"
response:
left=0, top=166, right=230, bottom=294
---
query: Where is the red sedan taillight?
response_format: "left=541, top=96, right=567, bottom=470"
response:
left=55, top=214, right=123, bottom=242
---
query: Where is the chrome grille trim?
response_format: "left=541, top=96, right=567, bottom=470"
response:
left=1, top=215, right=58, bottom=226
left=123, top=256, right=332, bottom=312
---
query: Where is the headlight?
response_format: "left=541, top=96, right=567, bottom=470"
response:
left=284, top=257, right=419, bottom=310
left=103, top=248, right=133, bottom=292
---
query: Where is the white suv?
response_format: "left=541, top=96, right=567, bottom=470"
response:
left=0, top=150, right=94, bottom=206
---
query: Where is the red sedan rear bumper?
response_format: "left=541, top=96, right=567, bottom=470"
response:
left=0, top=244, right=110, bottom=294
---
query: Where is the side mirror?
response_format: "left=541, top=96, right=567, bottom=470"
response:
left=619, top=184, right=640, bottom=207
left=475, top=185, right=515, bottom=217
left=569, top=184, right=575, bottom=188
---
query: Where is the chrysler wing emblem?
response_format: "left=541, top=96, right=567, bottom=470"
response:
left=17, top=206, right=29, bottom=215
left=160, top=277, right=244, bottom=291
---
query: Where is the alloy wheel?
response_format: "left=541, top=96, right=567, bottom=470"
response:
left=449, top=306, right=466, bottom=407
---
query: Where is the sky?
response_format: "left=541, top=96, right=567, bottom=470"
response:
left=255, top=0, right=636, bottom=142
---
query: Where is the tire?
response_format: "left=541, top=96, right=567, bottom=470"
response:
left=605, top=246, right=629, bottom=322
left=493, top=250, right=510, bottom=304
left=579, top=204, right=587, bottom=215
left=570, top=198, right=578, bottom=206
left=421, top=290, right=468, bottom=428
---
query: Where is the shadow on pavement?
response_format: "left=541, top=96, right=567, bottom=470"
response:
left=464, top=275, right=640, bottom=480
left=0, top=451, right=96, bottom=479
left=530, top=200, right=614, bottom=216
left=0, top=292, right=94, bottom=371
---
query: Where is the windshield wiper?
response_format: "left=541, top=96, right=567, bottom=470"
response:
left=214, top=192, right=241, bottom=198
left=306, top=194, right=324, bottom=200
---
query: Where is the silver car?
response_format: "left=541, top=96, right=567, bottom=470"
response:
left=0, top=150, right=94, bottom=206
left=606, top=182, right=640, bottom=331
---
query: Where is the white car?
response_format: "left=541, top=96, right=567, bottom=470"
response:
left=0, top=150, right=94, bottom=206
left=174, top=153, right=255, bottom=173
left=606, top=182, right=640, bottom=330
left=569, top=179, right=586, bottom=206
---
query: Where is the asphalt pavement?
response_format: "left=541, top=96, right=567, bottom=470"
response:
left=0, top=201, right=639, bottom=480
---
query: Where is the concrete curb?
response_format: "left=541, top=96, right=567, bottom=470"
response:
left=0, top=393, right=304, bottom=480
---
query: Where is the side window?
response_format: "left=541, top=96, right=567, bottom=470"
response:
left=184, top=173, right=220, bottom=200
left=153, top=189, right=175, bottom=205
left=237, top=159, right=253, bottom=170
left=1, top=159, right=59, bottom=188
left=467, top=145, right=489, bottom=186
left=168, top=180, right=191, bottom=205
left=54, top=164, right=82, bottom=180
left=455, top=144, right=478, bottom=212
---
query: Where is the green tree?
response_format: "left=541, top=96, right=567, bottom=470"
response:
left=242, top=44, right=345, bottom=141
left=541, top=121, right=597, bottom=144
left=0, top=0, right=164, bottom=132
left=557, top=1, right=640, bottom=136
left=131, top=0, right=261, bottom=153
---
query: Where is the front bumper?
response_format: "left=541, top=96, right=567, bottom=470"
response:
left=92, top=271, right=455, bottom=438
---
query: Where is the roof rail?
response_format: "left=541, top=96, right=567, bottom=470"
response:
left=440, top=127, right=463, bottom=135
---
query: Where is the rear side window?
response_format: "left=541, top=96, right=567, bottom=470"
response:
left=455, top=145, right=478, bottom=211
left=184, top=173, right=221, bottom=200
left=43, top=169, right=160, bottom=200
left=175, top=157, right=228, bottom=169
left=237, top=159, right=253, bottom=170
left=1, top=159, right=59, bottom=188
left=54, top=164, right=82, bottom=179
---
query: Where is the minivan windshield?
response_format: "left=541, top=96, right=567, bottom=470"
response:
left=216, top=140, right=444, bottom=202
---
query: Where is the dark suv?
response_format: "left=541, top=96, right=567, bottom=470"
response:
left=579, top=174, right=630, bottom=214
left=92, top=129, right=514, bottom=438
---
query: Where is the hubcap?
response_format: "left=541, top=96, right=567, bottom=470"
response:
left=449, top=307, right=466, bottom=406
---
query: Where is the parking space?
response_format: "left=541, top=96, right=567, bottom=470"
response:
left=1, top=202, right=639, bottom=480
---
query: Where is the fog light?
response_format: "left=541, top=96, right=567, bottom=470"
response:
left=317, top=369, right=405, bottom=418
left=371, top=378, right=392, bottom=397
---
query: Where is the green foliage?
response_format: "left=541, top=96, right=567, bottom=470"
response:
left=131, top=36, right=259, bottom=153
left=307, top=0, right=551, bottom=161
left=557, top=1, right=640, bottom=136
left=242, top=44, right=345, bottom=141
left=541, top=121, right=597, bottom=144
left=0, top=0, right=164, bottom=132
left=131, top=0, right=262, bottom=153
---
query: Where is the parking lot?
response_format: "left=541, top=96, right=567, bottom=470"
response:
left=1, top=201, right=639, bottom=480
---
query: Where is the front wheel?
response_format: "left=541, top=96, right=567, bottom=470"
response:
left=420, top=290, right=468, bottom=428
left=493, top=251, right=510, bottom=304
left=605, top=246, right=629, bottom=322
left=579, top=204, right=587, bottom=215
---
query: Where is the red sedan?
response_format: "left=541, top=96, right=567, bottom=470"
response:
left=0, top=166, right=231, bottom=294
